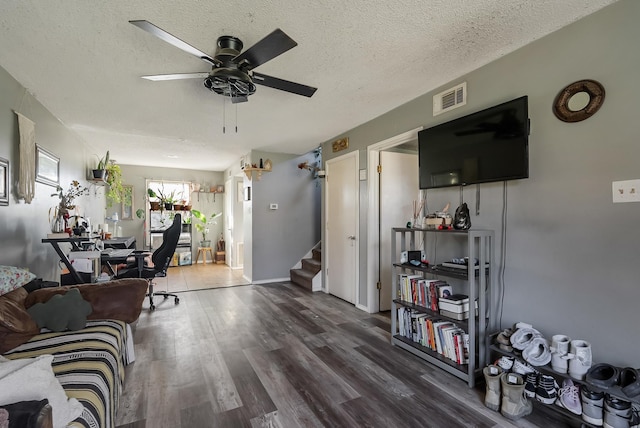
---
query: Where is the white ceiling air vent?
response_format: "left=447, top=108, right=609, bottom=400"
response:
left=433, top=82, right=467, bottom=116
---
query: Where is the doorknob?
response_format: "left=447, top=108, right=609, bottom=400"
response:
left=347, top=235, right=356, bottom=240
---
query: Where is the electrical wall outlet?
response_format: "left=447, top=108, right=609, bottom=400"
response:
left=612, top=179, right=640, bottom=203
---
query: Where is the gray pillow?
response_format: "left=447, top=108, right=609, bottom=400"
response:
left=27, top=288, right=92, bottom=331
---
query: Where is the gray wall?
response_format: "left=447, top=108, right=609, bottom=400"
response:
left=116, top=165, right=224, bottom=259
left=249, top=150, right=321, bottom=282
left=322, top=0, right=640, bottom=366
left=0, top=64, right=106, bottom=280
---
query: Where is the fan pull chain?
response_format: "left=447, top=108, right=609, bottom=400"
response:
left=222, top=97, right=226, bottom=134
left=235, top=102, right=238, bottom=133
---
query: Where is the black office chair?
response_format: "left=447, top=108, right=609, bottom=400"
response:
left=115, top=214, right=181, bottom=311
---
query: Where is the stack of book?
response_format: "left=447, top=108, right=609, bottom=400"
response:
left=396, top=307, right=469, bottom=364
left=438, top=294, right=477, bottom=320
left=397, top=274, right=451, bottom=311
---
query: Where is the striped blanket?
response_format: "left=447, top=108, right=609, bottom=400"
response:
left=3, top=320, right=133, bottom=428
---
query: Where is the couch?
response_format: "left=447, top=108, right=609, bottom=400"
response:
left=0, top=278, right=148, bottom=428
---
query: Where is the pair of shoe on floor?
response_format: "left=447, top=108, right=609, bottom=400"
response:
left=483, top=364, right=533, bottom=420
left=587, top=363, right=640, bottom=399
left=581, top=386, right=640, bottom=428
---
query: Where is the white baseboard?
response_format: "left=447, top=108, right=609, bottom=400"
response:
left=252, top=277, right=290, bottom=285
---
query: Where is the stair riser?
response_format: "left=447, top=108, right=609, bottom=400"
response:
left=290, top=269, right=313, bottom=290
left=312, top=249, right=322, bottom=262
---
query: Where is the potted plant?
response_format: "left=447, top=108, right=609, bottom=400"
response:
left=105, top=160, right=124, bottom=207
left=147, top=188, right=161, bottom=211
left=191, top=209, right=220, bottom=247
left=92, top=151, right=109, bottom=180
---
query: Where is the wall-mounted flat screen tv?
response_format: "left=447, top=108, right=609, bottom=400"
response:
left=419, top=95, right=529, bottom=189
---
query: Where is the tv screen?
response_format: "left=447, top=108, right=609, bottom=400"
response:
left=418, top=96, right=529, bottom=189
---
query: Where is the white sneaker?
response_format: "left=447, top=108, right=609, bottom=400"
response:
left=522, top=337, right=552, bottom=367
left=495, top=356, right=515, bottom=372
left=550, top=334, right=572, bottom=374
left=510, top=326, right=542, bottom=351
left=556, top=379, right=582, bottom=415
left=512, top=359, right=535, bottom=375
left=568, top=339, right=592, bottom=380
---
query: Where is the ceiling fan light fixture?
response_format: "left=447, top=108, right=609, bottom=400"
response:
left=205, top=68, right=256, bottom=97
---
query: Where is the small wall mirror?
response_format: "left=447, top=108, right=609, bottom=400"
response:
left=553, top=79, right=605, bottom=123
left=567, top=91, right=591, bottom=111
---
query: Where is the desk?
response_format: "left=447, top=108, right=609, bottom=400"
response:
left=100, top=249, right=135, bottom=276
left=103, top=236, right=136, bottom=249
left=42, top=237, right=91, bottom=284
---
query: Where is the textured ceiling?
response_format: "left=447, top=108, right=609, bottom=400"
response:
left=0, top=0, right=618, bottom=171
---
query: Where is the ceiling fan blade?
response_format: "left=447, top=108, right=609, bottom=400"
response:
left=231, top=96, right=248, bottom=104
left=234, top=29, right=297, bottom=70
left=141, top=72, right=210, bottom=81
left=252, top=72, right=317, bottom=97
left=129, top=20, right=217, bottom=65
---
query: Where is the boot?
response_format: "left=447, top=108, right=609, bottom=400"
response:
left=550, top=334, right=571, bottom=374
left=500, top=372, right=533, bottom=420
left=568, top=339, right=592, bottom=380
left=483, top=365, right=503, bottom=411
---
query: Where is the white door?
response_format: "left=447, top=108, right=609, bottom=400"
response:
left=326, top=152, right=358, bottom=304
left=224, top=177, right=234, bottom=266
left=379, top=151, right=419, bottom=310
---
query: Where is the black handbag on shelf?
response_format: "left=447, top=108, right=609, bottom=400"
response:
left=453, top=203, right=471, bottom=230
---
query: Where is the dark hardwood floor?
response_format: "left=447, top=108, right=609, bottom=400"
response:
left=115, top=282, right=578, bottom=428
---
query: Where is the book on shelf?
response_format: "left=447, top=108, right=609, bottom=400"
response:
left=439, top=298, right=477, bottom=314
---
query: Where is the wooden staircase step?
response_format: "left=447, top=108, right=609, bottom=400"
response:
left=301, top=257, right=321, bottom=274
left=312, top=248, right=322, bottom=262
left=290, top=268, right=314, bottom=291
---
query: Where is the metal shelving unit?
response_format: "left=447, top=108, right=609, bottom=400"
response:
left=390, top=227, right=494, bottom=388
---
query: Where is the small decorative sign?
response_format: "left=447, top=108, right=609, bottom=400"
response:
left=332, top=137, right=349, bottom=153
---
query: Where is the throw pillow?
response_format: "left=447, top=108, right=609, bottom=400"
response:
left=27, top=289, right=92, bottom=332
left=0, top=355, right=84, bottom=427
left=0, top=266, right=36, bottom=297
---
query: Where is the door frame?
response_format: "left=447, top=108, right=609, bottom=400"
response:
left=325, top=150, right=360, bottom=306
left=366, top=127, right=422, bottom=313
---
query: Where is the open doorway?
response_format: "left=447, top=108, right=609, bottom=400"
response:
left=366, top=127, right=421, bottom=312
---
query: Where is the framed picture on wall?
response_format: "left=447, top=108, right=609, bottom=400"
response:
left=35, top=145, right=60, bottom=187
left=121, top=185, right=134, bottom=220
left=0, top=157, right=8, bottom=206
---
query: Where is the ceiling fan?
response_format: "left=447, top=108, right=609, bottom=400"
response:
left=129, top=20, right=317, bottom=103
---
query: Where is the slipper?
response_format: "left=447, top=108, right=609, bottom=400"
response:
left=620, top=367, right=640, bottom=397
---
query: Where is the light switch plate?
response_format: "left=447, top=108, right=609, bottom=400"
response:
left=270, top=203, right=278, bottom=210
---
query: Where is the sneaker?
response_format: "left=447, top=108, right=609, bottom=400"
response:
left=512, top=359, right=535, bottom=375
left=631, top=406, right=639, bottom=428
left=568, top=339, right=592, bottom=380
left=556, top=379, right=582, bottom=415
left=495, top=356, right=515, bottom=372
left=512, top=360, right=537, bottom=398
left=524, top=371, right=539, bottom=398
left=582, top=386, right=604, bottom=426
left=510, top=326, right=543, bottom=351
left=522, top=337, right=552, bottom=367
left=604, top=395, right=632, bottom=428
left=536, top=374, right=560, bottom=404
